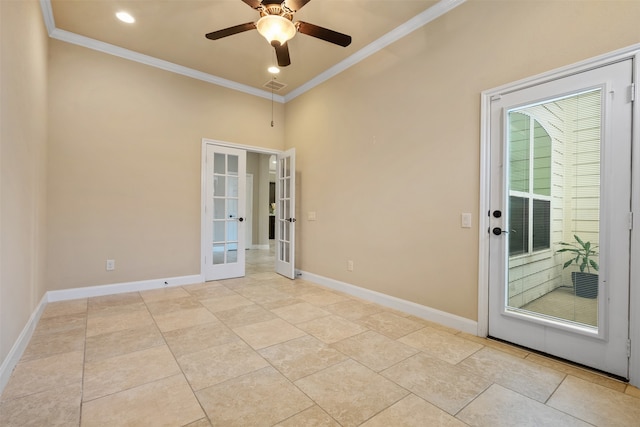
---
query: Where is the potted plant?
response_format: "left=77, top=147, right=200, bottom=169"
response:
left=557, top=234, right=599, bottom=298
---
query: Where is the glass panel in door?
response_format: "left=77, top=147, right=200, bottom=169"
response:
left=506, top=90, right=601, bottom=329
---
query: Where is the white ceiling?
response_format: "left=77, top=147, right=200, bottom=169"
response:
left=45, top=0, right=465, bottom=101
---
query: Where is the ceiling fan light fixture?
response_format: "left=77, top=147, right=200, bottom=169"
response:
left=115, top=11, right=135, bottom=24
left=268, top=66, right=280, bottom=74
left=256, top=15, right=296, bottom=46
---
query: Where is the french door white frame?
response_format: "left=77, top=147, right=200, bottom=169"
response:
left=478, top=45, right=640, bottom=387
left=200, top=138, right=285, bottom=279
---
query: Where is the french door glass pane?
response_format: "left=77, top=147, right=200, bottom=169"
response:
left=506, top=89, right=601, bottom=329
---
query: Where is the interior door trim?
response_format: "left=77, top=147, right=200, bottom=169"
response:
left=478, top=46, right=640, bottom=387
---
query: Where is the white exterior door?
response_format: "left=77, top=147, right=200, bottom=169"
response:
left=275, top=148, right=296, bottom=279
left=204, top=144, right=246, bottom=281
left=488, top=60, right=633, bottom=378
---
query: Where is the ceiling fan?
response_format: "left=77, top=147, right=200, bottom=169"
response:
left=205, top=0, right=352, bottom=67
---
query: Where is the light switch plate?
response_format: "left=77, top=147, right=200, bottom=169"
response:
left=461, top=213, right=472, bottom=228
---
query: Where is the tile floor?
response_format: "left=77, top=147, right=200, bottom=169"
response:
left=0, top=247, right=639, bottom=426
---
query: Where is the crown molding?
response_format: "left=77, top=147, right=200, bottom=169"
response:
left=48, top=28, right=285, bottom=103
left=40, top=0, right=466, bottom=104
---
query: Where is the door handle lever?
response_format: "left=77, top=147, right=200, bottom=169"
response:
left=492, top=227, right=509, bottom=235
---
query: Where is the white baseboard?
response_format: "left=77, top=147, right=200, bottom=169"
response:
left=0, top=293, right=48, bottom=395
left=47, top=274, right=204, bottom=302
left=299, top=271, right=478, bottom=335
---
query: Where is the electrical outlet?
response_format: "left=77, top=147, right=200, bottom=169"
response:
left=106, top=259, right=115, bottom=271
left=347, top=260, right=354, bottom=271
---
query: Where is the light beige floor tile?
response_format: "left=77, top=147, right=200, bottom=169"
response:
left=249, top=271, right=282, bottom=281
left=458, top=347, right=565, bottom=402
left=398, top=327, right=483, bottom=364
left=196, top=366, right=313, bottom=427
left=87, top=292, right=143, bottom=313
left=177, top=340, right=269, bottom=390
left=1, top=350, right=84, bottom=400
left=297, top=315, right=368, bottom=344
left=199, top=293, right=254, bottom=313
left=214, top=304, right=276, bottom=328
left=145, top=296, right=203, bottom=315
left=0, top=382, right=81, bottom=426
left=41, top=299, right=87, bottom=318
left=32, top=313, right=86, bottom=336
left=406, top=317, right=461, bottom=335
left=216, top=276, right=257, bottom=289
left=331, top=330, right=418, bottom=372
left=21, top=327, right=85, bottom=362
left=81, top=374, right=204, bottom=427
left=139, top=286, right=191, bottom=303
left=185, top=418, right=212, bottom=427
left=271, top=302, right=331, bottom=324
left=457, top=384, right=590, bottom=427
left=456, top=333, right=529, bottom=358
left=357, top=312, right=424, bottom=339
left=268, top=281, right=322, bottom=297
left=182, top=282, right=232, bottom=299
left=626, top=384, right=640, bottom=398
left=85, top=324, right=164, bottom=363
left=236, top=284, right=292, bottom=305
left=381, top=352, right=491, bottom=415
left=295, top=359, right=409, bottom=427
left=260, top=296, right=306, bottom=310
left=83, top=345, right=180, bottom=401
left=360, top=394, right=466, bottom=427
left=86, top=300, right=149, bottom=320
left=259, top=335, right=348, bottom=381
left=299, top=290, right=350, bottom=306
left=274, top=405, right=340, bottom=427
left=525, top=352, right=627, bottom=393
left=152, top=307, right=218, bottom=332
left=163, top=320, right=238, bottom=358
left=233, top=318, right=306, bottom=349
left=547, top=375, right=640, bottom=426
left=325, top=299, right=384, bottom=320
left=86, top=307, right=155, bottom=337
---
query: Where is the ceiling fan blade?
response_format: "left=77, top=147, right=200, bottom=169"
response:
left=284, top=0, right=312, bottom=12
left=296, top=21, right=352, bottom=47
left=274, top=42, right=291, bottom=67
left=205, top=22, right=256, bottom=40
left=241, top=0, right=262, bottom=9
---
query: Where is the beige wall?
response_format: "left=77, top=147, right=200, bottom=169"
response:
left=285, top=0, right=640, bottom=320
left=0, top=0, right=49, bottom=363
left=47, top=40, right=285, bottom=291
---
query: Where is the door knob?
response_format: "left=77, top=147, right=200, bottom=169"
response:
left=286, top=218, right=296, bottom=223
left=492, top=227, right=508, bottom=235
left=238, top=217, right=245, bottom=222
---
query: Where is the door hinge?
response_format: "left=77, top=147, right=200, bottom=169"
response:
left=629, top=212, right=634, bottom=230
left=628, top=339, right=632, bottom=358
left=630, top=83, right=636, bottom=102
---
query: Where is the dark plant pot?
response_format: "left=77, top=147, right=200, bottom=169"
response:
left=571, top=272, right=598, bottom=299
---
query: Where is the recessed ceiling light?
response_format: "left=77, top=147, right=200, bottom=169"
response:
left=268, top=66, right=280, bottom=74
left=116, top=12, right=135, bottom=24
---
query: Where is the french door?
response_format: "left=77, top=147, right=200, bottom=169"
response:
left=275, top=148, right=296, bottom=279
left=488, top=59, right=633, bottom=377
left=203, top=144, right=246, bottom=281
